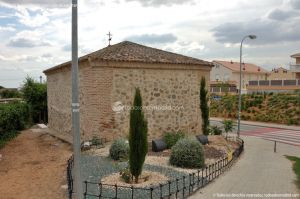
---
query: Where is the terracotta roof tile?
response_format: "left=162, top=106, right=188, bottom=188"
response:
left=44, top=41, right=212, bottom=73
left=213, top=60, right=268, bottom=74
left=87, top=41, right=212, bottom=65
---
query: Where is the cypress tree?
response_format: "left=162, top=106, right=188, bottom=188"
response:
left=129, top=88, right=148, bottom=183
left=200, top=77, right=210, bottom=135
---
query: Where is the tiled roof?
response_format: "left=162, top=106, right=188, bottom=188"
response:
left=213, top=60, right=268, bottom=74
left=44, top=41, right=212, bottom=73
left=291, top=53, right=300, bottom=58
left=210, top=80, right=237, bottom=85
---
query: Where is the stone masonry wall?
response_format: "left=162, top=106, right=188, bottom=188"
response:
left=111, top=66, right=210, bottom=140
left=46, top=61, right=210, bottom=141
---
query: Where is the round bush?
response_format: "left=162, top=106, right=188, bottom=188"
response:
left=169, top=138, right=205, bottom=168
left=109, top=138, right=129, bottom=161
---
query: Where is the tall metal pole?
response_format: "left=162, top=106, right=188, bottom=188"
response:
left=237, top=35, right=256, bottom=138
left=237, top=37, right=245, bottom=138
left=71, top=0, right=83, bottom=199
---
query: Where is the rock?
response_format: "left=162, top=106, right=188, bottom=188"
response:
left=37, top=124, right=48, bottom=129
left=81, top=141, right=92, bottom=151
left=152, top=139, right=167, bottom=152
left=61, top=184, right=68, bottom=189
left=196, top=135, right=209, bottom=145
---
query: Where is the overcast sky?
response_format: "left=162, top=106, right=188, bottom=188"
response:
left=0, top=0, right=299, bottom=87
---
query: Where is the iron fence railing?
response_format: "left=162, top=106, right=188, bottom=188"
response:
left=67, top=137, right=244, bottom=199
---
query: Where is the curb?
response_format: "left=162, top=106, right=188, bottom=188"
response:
left=210, top=117, right=300, bottom=131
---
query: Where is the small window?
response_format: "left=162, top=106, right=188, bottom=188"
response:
left=224, top=74, right=229, bottom=81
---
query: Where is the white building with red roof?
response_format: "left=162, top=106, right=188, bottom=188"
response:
left=210, top=60, right=269, bottom=93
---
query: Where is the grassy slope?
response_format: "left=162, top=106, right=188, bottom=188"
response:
left=286, top=155, right=300, bottom=190
left=210, top=93, right=300, bottom=125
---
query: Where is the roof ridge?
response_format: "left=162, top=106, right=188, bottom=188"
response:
left=44, top=41, right=212, bottom=74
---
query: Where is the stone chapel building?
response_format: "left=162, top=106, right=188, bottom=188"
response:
left=43, top=41, right=212, bottom=141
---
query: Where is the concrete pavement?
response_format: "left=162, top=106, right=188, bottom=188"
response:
left=189, top=136, right=300, bottom=199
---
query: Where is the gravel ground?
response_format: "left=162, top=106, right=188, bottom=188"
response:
left=79, top=135, right=238, bottom=199
left=80, top=155, right=206, bottom=199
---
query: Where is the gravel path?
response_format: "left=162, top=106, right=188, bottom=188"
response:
left=189, top=136, right=300, bottom=199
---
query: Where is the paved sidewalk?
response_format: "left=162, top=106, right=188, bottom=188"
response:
left=210, top=117, right=300, bottom=131
left=189, top=136, right=300, bottom=199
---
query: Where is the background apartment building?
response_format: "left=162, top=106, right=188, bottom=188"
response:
left=210, top=60, right=268, bottom=93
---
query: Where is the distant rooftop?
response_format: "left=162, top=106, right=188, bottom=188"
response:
left=44, top=41, right=212, bottom=73
left=291, top=53, right=300, bottom=58
left=213, top=60, right=268, bottom=74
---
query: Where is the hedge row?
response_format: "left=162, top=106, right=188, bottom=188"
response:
left=0, top=102, right=30, bottom=147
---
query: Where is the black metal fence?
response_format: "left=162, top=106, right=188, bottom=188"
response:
left=67, top=138, right=244, bottom=199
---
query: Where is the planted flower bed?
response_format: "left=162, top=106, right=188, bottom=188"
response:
left=67, top=135, right=242, bottom=199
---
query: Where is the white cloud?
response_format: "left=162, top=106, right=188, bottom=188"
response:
left=0, top=26, right=16, bottom=32
left=7, top=30, right=53, bottom=48
left=14, top=7, right=50, bottom=27
left=0, top=0, right=299, bottom=87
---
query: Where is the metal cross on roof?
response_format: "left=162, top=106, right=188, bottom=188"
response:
left=107, top=31, right=112, bottom=46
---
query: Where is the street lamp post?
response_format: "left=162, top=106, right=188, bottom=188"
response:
left=237, top=35, right=257, bottom=138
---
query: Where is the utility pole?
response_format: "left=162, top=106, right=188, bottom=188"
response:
left=71, top=0, right=83, bottom=199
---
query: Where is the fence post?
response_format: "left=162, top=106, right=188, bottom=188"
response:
left=160, top=184, right=163, bottom=199
left=188, top=174, right=191, bottom=195
left=84, top=181, right=87, bottom=199
left=201, top=168, right=204, bottom=187
left=98, top=183, right=102, bottom=199
left=208, top=165, right=211, bottom=181
left=274, top=141, right=277, bottom=153
left=183, top=176, right=185, bottom=198
left=168, top=181, right=171, bottom=198
left=176, top=178, right=179, bottom=199
left=115, top=184, right=118, bottom=199
left=150, top=187, right=153, bottom=199
left=205, top=166, right=208, bottom=184
left=197, top=170, right=200, bottom=186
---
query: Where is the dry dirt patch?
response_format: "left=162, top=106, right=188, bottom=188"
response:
left=0, top=128, right=72, bottom=199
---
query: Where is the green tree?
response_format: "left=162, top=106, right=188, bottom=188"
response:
left=222, top=119, right=234, bottom=138
left=128, top=88, right=148, bottom=183
left=0, top=89, right=21, bottom=98
left=21, top=77, right=47, bottom=123
left=200, top=77, right=210, bottom=135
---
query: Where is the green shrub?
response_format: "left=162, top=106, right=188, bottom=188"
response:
left=222, top=119, right=234, bottom=138
left=163, top=131, right=185, bottom=148
left=287, top=118, right=297, bottom=125
left=170, top=138, right=205, bottom=168
left=109, top=138, right=129, bottom=161
left=0, top=89, right=21, bottom=98
left=21, top=77, right=47, bottom=123
left=91, top=136, right=102, bottom=146
left=0, top=102, right=30, bottom=148
left=210, top=125, right=222, bottom=135
left=0, top=102, right=30, bottom=133
left=119, top=167, right=132, bottom=183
